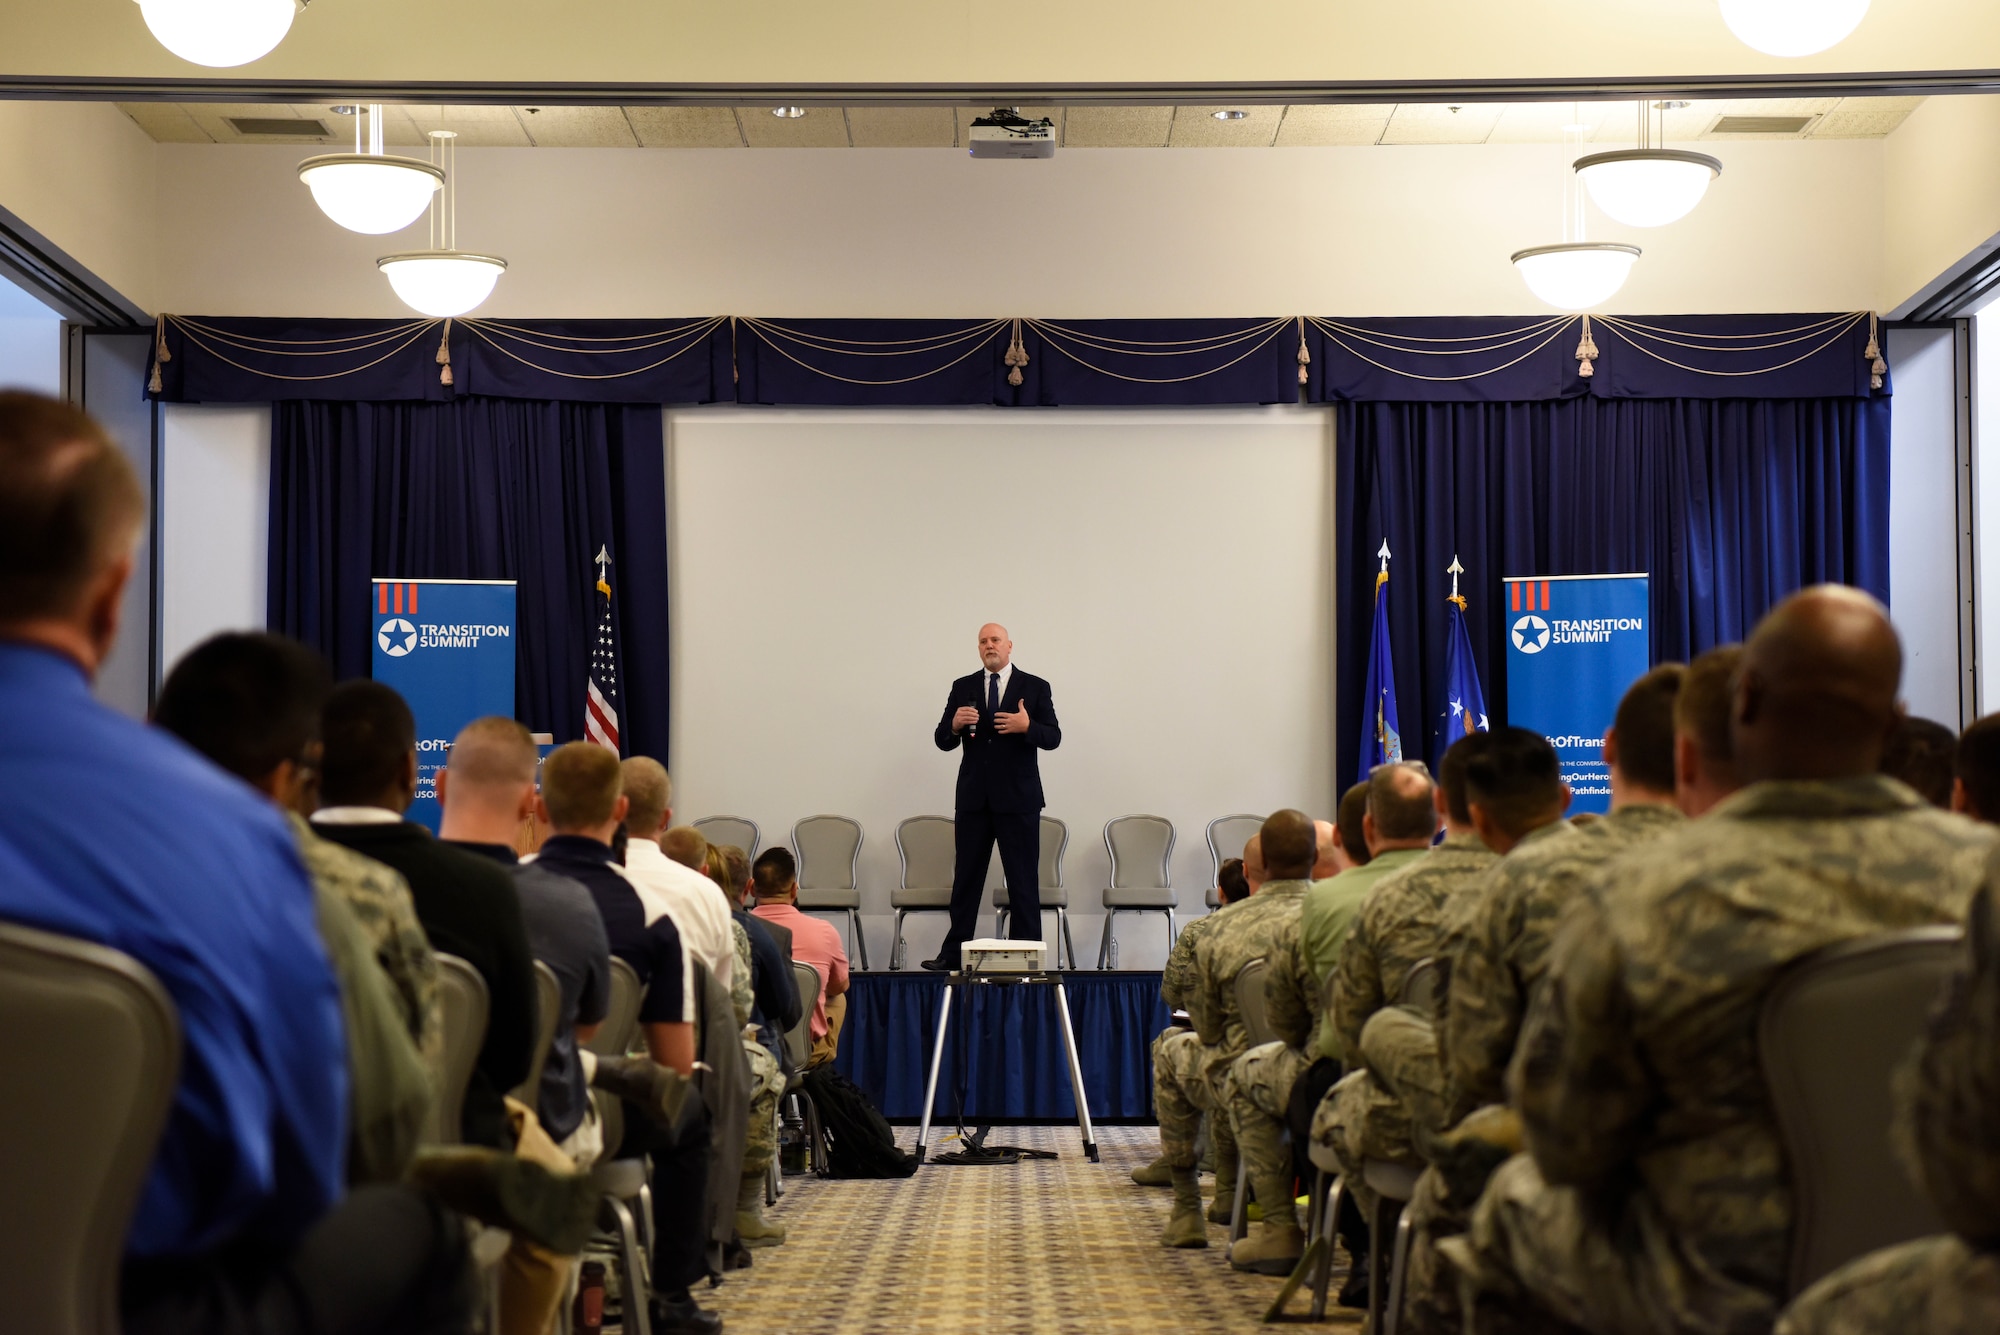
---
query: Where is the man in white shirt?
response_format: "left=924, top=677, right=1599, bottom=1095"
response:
left=619, top=756, right=735, bottom=997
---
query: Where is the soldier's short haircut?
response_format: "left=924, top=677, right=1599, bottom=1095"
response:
left=0, top=392, right=143, bottom=625
left=1337, top=783, right=1372, bottom=866
left=1216, top=857, right=1248, bottom=905
left=1438, top=732, right=1493, bottom=826
left=154, top=632, right=332, bottom=785
left=1260, top=808, right=1317, bottom=879
left=1881, top=715, right=1958, bottom=809
left=1464, top=727, right=1564, bottom=837
left=1956, top=715, right=2000, bottom=822
left=541, top=741, right=623, bottom=830
left=1675, top=645, right=1743, bottom=765
left=1368, top=761, right=1438, bottom=842
left=662, top=826, right=707, bottom=869
left=319, top=680, right=416, bottom=807
left=620, top=756, right=671, bottom=834
left=447, top=716, right=537, bottom=788
left=752, top=846, right=797, bottom=899
left=1613, top=664, right=1687, bottom=795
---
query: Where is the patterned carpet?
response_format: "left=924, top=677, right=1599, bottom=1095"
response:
left=700, top=1125, right=1363, bottom=1334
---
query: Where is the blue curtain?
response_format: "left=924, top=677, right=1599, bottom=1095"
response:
left=267, top=399, right=672, bottom=761
left=1335, top=395, right=1892, bottom=787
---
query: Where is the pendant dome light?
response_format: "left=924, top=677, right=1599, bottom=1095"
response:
left=299, top=105, right=444, bottom=235
left=1575, top=102, right=1721, bottom=229
left=134, top=0, right=296, bottom=67
left=1513, top=110, right=1641, bottom=311
left=1718, top=0, right=1869, bottom=57
left=378, top=132, right=508, bottom=317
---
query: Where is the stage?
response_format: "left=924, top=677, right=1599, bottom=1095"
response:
left=831, top=970, right=1169, bottom=1123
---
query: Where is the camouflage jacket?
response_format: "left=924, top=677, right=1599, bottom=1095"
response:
left=1193, top=878, right=1310, bottom=1057
left=1162, top=902, right=1233, bottom=1012
left=289, top=812, right=442, bottom=1064
left=1513, top=777, right=1994, bottom=1308
left=1333, top=832, right=1499, bottom=1057
left=1262, top=912, right=1319, bottom=1054
left=731, top=919, right=755, bottom=1028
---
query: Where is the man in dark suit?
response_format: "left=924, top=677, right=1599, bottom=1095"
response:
left=924, top=622, right=1062, bottom=971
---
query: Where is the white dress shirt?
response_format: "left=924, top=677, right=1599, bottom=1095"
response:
left=620, top=836, right=736, bottom=993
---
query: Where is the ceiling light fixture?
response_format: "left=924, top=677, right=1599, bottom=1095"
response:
left=1513, top=112, right=1640, bottom=310
left=1212, top=110, right=1248, bottom=121
left=134, top=0, right=297, bottom=67
left=378, top=132, right=507, bottom=318
left=773, top=106, right=808, bottom=119
left=1718, top=0, right=1869, bottom=57
left=298, top=104, right=444, bottom=235
left=1574, top=100, right=1721, bottom=228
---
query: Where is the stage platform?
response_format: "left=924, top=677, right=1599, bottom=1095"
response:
left=831, top=970, right=1168, bottom=1123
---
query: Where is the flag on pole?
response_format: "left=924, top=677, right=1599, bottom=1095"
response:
left=584, top=545, right=622, bottom=753
left=1360, top=540, right=1403, bottom=777
left=1439, top=555, right=1490, bottom=749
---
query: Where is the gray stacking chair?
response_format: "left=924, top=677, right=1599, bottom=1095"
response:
left=891, top=815, right=959, bottom=971
left=1228, top=958, right=1277, bottom=1240
left=423, top=952, right=491, bottom=1145
left=509, top=959, right=563, bottom=1107
left=792, top=815, right=868, bottom=970
left=0, top=920, right=180, bottom=1335
left=992, top=815, right=1077, bottom=969
left=1205, top=813, right=1264, bottom=910
left=1097, top=814, right=1177, bottom=968
left=1761, top=925, right=1960, bottom=1298
left=584, top=956, right=656, bottom=1335
left=784, top=961, right=824, bottom=1175
left=586, top=957, right=644, bottom=1058
left=692, top=815, right=760, bottom=861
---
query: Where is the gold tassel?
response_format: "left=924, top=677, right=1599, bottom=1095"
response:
left=1297, top=317, right=1310, bottom=386
left=1005, top=319, right=1028, bottom=388
left=148, top=359, right=162, bottom=394
left=1576, top=316, right=1599, bottom=379
left=1865, top=313, right=1886, bottom=390
left=436, top=319, right=453, bottom=386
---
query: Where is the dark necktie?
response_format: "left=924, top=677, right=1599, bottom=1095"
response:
left=988, top=672, right=1000, bottom=720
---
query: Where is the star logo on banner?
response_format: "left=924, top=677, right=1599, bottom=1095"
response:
left=1512, top=615, right=1550, bottom=655
left=378, top=618, right=417, bottom=656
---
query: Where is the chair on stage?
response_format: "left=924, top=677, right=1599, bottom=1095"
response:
left=892, top=816, right=1003, bottom=971
left=791, top=815, right=869, bottom=970
left=1205, top=813, right=1263, bottom=910
left=0, top=920, right=179, bottom=1335
left=693, top=815, right=761, bottom=861
left=992, top=815, right=1077, bottom=970
left=1097, top=814, right=1177, bottom=968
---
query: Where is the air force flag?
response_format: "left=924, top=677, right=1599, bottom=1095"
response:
left=1440, top=557, right=1490, bottom=748
left=1359, top=541, right=1403, bottom=778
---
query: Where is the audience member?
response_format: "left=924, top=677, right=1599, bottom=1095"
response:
left=0, top=392, right=467, bottom=1335
left=751, top=847, right=851, bottom=1067
left=1335, top=781, right=1373, bottom=870
left=663, top=824, right=709, bottom=870
left=1443, top=586, right=1997, bottom=1335
left=1954, top=713, right=2000, bottom=823
left=1675, top=644, right=1745, bottom=817
left=1154, top=809, right=1317, bottom=1249
left=1883, top=714, right=1959, bottom=808
left=312, top=681, right=538, bottom=1150
left=152, top=632, right=435, bottom=1185
left=619, top=758, right=736, bottom=993
left=719, top=845, right=800, bottom=1055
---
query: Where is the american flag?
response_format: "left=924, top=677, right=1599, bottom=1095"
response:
left=584, top=545, right=621, bottom=753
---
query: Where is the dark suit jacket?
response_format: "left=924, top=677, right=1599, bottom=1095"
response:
left=933, top=667, right=1061, bottom=813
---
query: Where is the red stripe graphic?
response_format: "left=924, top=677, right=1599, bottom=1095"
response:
left=377, top=584, right=387, bottom=615
left=393, top=584, right=403, bottom=614
left=1541, top=581, right=1551, bottom=611
left=1510, top=582, right=1520, bottom=612
left=407, top=583, right=417, bottom=615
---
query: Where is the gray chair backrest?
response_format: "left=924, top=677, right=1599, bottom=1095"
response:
left=1399, top=957, right=1441, bottom=1019
left=1234, top=958, right=1276, bottom=1046
left=793, top=815, right=863, bottom=892
left=786, top=961, right=823, bottom=1072
left=0, top=921, right=180, bottom=1335
left=1038, top=815, right=1068, bottom=891
left=424, top=953, right=491, bottom=1145
left=1760, top=926, right=1961, bottom=1297
left=1206, top=813, right=1264, bottom=882
left=898, top=816, right=957, bottom=891
left=510, top=960, right=563, bottom=1107
left=694, top=816, right=761, bottom=861
left=586, top=957, right=644, bottom=1059
left=1107, top=814, right=1175, bottom=890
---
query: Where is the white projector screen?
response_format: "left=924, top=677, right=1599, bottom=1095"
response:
left=666, top=406, right=1335, bottom=970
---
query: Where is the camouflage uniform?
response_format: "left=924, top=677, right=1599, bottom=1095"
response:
left=1163, top=903, right=1233, bottom=1011
left=731, top=919, right=755, bottom=1027
left=289, top=812, right=442, bottom=1065
left=1775, top=1238, right=2000, bottom=1335
left=1217, top=909, right=1319, bottom=1229
left=1441, top=778, right=1994, bottom=1335
left=740, top=1036, right=784, bottom=1177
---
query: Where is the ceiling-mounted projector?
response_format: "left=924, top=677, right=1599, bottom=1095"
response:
left=968, top=108, right=1056, bottom=159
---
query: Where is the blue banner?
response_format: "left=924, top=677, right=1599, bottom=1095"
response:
left=1502, top=573, right=1649, bottom=815
left=371, top=579, right=517, bottom=832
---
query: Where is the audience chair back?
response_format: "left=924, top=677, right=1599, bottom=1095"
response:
left=1398, top=957, right=1441, bottom=1019
left=1760, top=925, right=1960, bottom=1297
left=1098, top=815, right=1178, bottom=968
left=791, top=815, right=869, bottom=971
left=785, top=961, right=823, bottom=1074
left=1205, top=813, right=1263, bottom=910
left=510, top=960, right=562, bottom=1108
left=0, top=921, right=180, bottom=1335
left=424, top=953, right=491, bottom=1145
left=587, top=958, right=644, bottom=1059
left=891, top=816, right=958, bottom=970
left=993, top=817, right=1076, bottom=968
left=693, top=816, right=760, bottom=860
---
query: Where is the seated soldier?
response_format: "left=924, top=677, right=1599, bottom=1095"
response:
left=1442, top=587, right=1996, bottom=1335
left=1674, top=644, right=1745, bottom=818
left=1156, top=810, right=1317, bottom=1249
left=1776, top=875, right=2000, bottom=1335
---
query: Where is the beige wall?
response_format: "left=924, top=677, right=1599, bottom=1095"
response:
left=1883, top=94, right=2000, bottom=315
left=0, top=100, right=157, bottom=314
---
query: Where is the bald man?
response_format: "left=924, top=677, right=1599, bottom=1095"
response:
left=925, top=622, right=1062, bottom=971
left=1442, top=587, right=1998, bottom=1335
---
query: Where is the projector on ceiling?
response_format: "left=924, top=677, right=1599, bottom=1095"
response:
left=968, top=109, right=1056, bottom=159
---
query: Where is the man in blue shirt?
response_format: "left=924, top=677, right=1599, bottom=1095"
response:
left=0, top=392, right=465, bottom=1335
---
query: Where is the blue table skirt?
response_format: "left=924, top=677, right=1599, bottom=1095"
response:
left=831, top=970, right=1169, bottom=1123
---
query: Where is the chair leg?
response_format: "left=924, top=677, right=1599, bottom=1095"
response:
left=1311, top=1178, right=1343, bottom=1321
left=1166, top=908, right=1178, bottom=952
left=1096, top=910, right=1115, bottom=969
left=890, top=910, right=907, bottom=971
left=994, top=907, right=1007, bottom=939
left=1230, top=1161, right=1252, bottom=1242
left=1057, top=907, right=1074, bottom=970
left=602, top=1196, right=653, bottom=1335
left=1384, top=1198, right=1418, bottom=1335
left=1368, top=1191, right=1398, bottom=1333
left=848, top=908, right=871, bottom=971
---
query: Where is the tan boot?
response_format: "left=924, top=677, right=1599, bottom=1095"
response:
left=1229, top=1220, right=1307, bottom=1275
left=1207, top=1149, right=1240, bottom=1224
left=1130, top=1155, right=1173, bottom=1187
left=735, top=1172, right=786, bottom=1248
left=1160, top=1167, right=1209, bottom=1248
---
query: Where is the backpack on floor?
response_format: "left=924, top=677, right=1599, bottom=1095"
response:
left=800, top=1066, right=919, bottom=1179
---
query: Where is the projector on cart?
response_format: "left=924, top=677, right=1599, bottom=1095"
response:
left=960, top=938, right=1049, bottom=973
left=968, top=109, right=1056, bottom=159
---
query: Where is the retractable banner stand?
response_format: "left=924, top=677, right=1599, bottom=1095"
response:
left=1502, top=574, right=1650, bottom=816
left=371, top=579, right=517, bottom=832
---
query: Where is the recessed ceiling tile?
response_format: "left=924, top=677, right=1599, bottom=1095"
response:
left=185, top=103, right=339, bottom=145
left=119, top=103, right=212, bottom=143
left=1063, top=106, right=1173, bottom=148
left=1485, top=101, right=1614, bottom=144
left=623, top=107, right=743, bottom=148
left=846, top=107, right=957, bottom=147
left=1677, top=97, right=1836, bottom=139
left=1379, top=103, right=1504, bottom=145
left=1169, top=105, right=1283, bottom=147
left=398, top=105, right=535, bottom=148
left=1811, top=96, right=1926, bottom=138
left=737, top=106, right=851, bottom=148
left=510, top=105, right=637, bottom=147
left=1273, top=105, right=1392, bottom=147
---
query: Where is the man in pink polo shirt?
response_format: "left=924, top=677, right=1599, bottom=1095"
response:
left=749, top=847, right=851, bottom=1066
